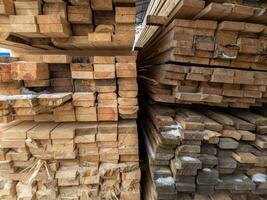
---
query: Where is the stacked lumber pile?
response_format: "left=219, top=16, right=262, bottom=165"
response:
left=0, top=54, right=138, bottom=123
left=0, top=1, right=140, bottom=199
left=139, top=20, right=267, bottom=70
left=137, top=1, right=267, bottom=108
left=136, top=0, right=267, bottom=199
left=140, top=102, right=267, bottom=199
left=0, top=46, right=139, bottom=200
left=0, top=53, right=142, bottom=200
left=135, top=0, right=267, bottom=49
left=139, top=62, right=267, bottom=108
left=138, top=19, right=267, bottom=108
left=0, top=0, right=136, bottom=52
left=0, top=119, right=140, bottom=199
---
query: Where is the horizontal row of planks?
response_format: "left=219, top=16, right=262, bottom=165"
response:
left=0, top=0, right=137, bottom=52
left=0, top=54, right=138, bottom=123
left=136, top=0, right=267, bottom=49
left=139, top=19, right=267, bottom=71
left=0, top=119, right=140, bottom=199
left=139, top=62, right=267, bottom=108
left=140, top=101, right=267, bottom=200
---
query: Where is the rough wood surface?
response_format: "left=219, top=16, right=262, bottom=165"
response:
left=140, top=101, right=267, bottom=199
left=0, top=0, right=136, bottom=52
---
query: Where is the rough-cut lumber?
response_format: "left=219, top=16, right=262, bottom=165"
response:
left=136, top=0, right=267, bottom=49
left=0, top=0, right=136, bottom=52
left=0, top=1, right=140, bottom=199
left=140, top=101, right=267, bottom=199
left=0, top=120, right=140, bottom=199
left=139, top=63, right=267, bottom=108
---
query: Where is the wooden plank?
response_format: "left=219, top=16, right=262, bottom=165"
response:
left=38, top=93, right=72, bottom=107
left=27, top=122, right=59, bottom=139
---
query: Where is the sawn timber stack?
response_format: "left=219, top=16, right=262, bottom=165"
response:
left=0, top=53, right=140, bottom=199
left=140, top=101, right=267, bottom=200
left=137, top=0, right=267, bottom=200
left=137, top=1, right=267, bottom=108
left=0, top=0, right=140, bottom=199
left=0, top=54, right=138, bottom=122
left=0, top=0, right=136, bottom=52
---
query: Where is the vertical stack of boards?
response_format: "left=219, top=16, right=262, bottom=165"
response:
left=0, top=0, right=140, bottom=200
left=1, top=0, right=267, bottom=199
left=137, top=0, right=267, bottom=200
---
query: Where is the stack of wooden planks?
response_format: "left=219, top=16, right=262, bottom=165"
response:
left=0, top=61, right=142, bottom=197
left=0, top=0, right=136, bottom=52
left=139, top=19, right=267, bottom=70
left=0, top=120, right=140, bottom=199
left=139, top=63, right=267, bottom=108
left=140, top=101, right=267, bottom=199
left=0, top=0, right=140, bottom=199
left=135, top=0, right=267, bottom=49
left=136, top=0, right=267, bottom=199
left=0, top=52, right=140, bottom=199
left=137, top=1, right=267, bottom=109
left=0, top=53, right=138, bottom=123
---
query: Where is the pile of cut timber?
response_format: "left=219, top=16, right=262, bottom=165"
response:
left=135, top=0, right=267, bottom=49
left=0, top=54, right=138, bottom=123
left=137, top=0, right=267, bottom=108
left=0, top=53, right=140, bottom=198
left=0, top=0, right=136, bottom=52
left=140, top=20, right=267, bottom=70
left=140, top=102, right=267, bottom=199
left=0, top=120, right=140, bottom=199
left=138, top=18, right=267, bottom=108
left=136, top=0, right=267, bottom=199
left=0, top=0, right=140, bottom=199
left=139, top=62, right=267, bottom=108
